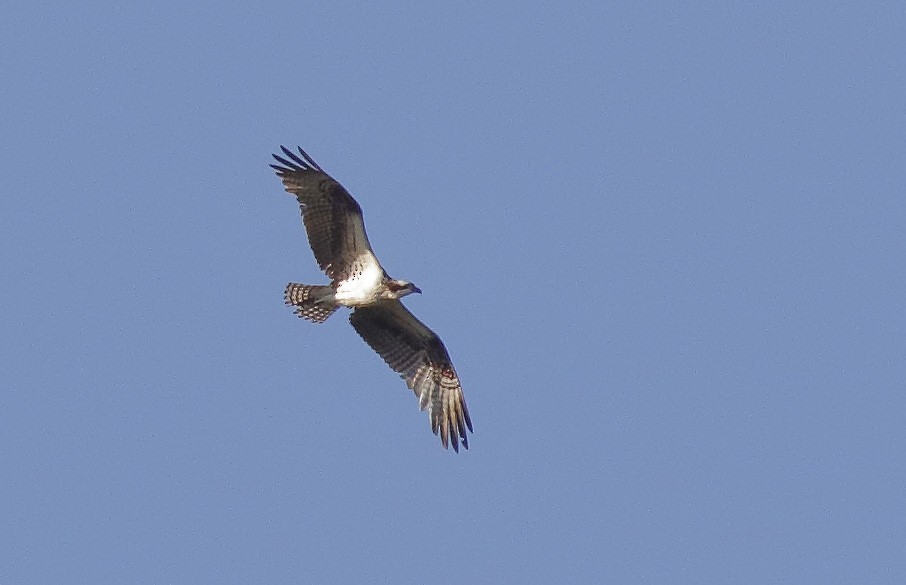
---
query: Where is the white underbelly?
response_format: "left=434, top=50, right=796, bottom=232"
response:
left=334, top=256, right=383, bottom=306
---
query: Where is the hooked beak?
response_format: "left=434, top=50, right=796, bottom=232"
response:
left=411, top=284, right=422, bottom=294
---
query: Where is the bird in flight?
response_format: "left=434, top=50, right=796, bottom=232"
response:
left=270, top=146, right=473, bottom=452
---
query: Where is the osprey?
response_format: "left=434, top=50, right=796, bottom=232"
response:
left=270, top=146, right=473, bottom=452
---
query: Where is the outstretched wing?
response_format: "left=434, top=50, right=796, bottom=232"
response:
left=349, top=302, right=473, bottom=452
left=271, top=146, right=376, bottom=282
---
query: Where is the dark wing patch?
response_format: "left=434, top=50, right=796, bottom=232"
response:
left=271, top=146, right=374, bottom=281
left=349, top=302, right=473, bottom=452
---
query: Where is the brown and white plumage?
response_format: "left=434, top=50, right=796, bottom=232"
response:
left=270, top=146, right=373, bottom=283
left=270, top=146, right=473, bottom=452
left=350, top=302, right=472, bottom=452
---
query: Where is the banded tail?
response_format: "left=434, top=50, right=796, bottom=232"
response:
left=284, top=283, right=339, bottom=323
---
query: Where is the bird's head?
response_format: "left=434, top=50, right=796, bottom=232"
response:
left=385, top=279, right=422, bottom=299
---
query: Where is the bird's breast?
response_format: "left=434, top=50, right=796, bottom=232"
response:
left=334, top=254, right=384, bottom=306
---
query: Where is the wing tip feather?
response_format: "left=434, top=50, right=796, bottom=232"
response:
left=431, top=398, right=471, bottom=453
left=270, top=145, right=325, bottom=176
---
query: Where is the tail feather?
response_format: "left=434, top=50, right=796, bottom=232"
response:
left=284, top=283, right=338, bottom=323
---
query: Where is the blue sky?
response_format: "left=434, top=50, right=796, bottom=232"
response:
left=2, top=2, right=904, bottom=583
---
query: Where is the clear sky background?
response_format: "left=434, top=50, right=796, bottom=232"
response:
left=2, top=2, right=904, bottom=583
